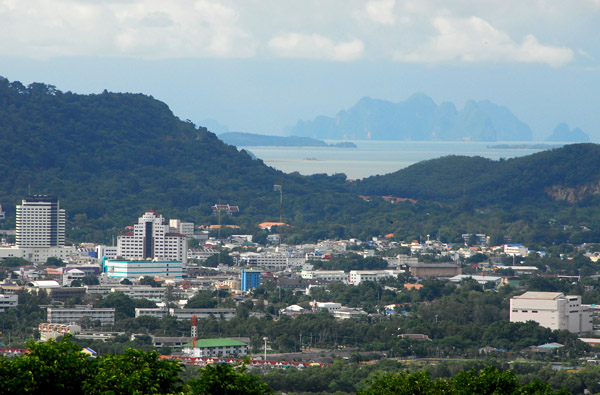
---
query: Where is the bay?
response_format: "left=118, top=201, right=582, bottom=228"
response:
left=241, top=141, right=557, bottom=180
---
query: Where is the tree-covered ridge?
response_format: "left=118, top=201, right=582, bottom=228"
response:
left=3, top=75, right=600, bottom=246
left=0, top=76, right=368, bottom=242
left=355, top=143, right=600, bottom=206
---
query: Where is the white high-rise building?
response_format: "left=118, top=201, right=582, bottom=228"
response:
left=117, top=210, right=187, bottom=264
left=16, top=195, right=66, bottom=248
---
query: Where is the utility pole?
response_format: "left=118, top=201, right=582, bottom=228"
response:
left=273, top=184, right=283, bottom=223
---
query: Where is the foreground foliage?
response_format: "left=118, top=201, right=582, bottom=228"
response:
left=0, top=338, right=271, bottom=395
left=359, top=366, right=569, bottom=395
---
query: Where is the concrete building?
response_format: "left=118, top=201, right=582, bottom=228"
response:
left=0, top=195, right=76, bottom=264
left=62, top=268, right=85, bottom=286
left=406, top=262, right=462, bottom=279
left=349, top=270, right=400, bottom=285
left=103, top=259, right=183, bottom=280
left=96, top=245, right=118, bottom=260
left=38, top=323, right=81, bottom=341
left=239, top=252, right=305, bottom=270
left=510, top=291, right=592, bottom=334
left=117, top=210, right=187, bottom=264
left=310, top=301, right=341, bottom=312
left=183, top=338, right=248, bottom=358
left=16, top=195, right=65, bottom=248
left=47, top=306, right=115, bottom=326
left=301, top=270, right=348, bottom=283
left=0, top=294, right=18, bottom=312
left=169, top=219, right=195, bottom=238
left=241, top=269, right=261, bottom=291
left=135, top=307, right=236, bottom=321
left=113, top=286, right=167, bottom=300
left=504, top=244, right=528, bottom=257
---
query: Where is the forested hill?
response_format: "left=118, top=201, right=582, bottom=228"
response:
left=2, top=76, right=600, bottom=246
left=355, top=143, right=600, bottom=207
left=0, top=77, right=362, bottom=241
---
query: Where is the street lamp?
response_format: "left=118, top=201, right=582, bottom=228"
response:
left=263, top=337, right=268, bottom=362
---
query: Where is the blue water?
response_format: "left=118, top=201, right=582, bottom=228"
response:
left=241, top=141, right=557, bottom=179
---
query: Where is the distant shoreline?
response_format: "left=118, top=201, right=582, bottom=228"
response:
left=487, top=143, right=565, bottom=150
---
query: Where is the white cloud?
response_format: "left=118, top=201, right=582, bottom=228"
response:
left=268, top=33, right=364, bottom=61
left=0, top=0, right=256, bottom=59
left=394, top=16, right=574, bottom=67
left=365, top=0, right=396, bottom=25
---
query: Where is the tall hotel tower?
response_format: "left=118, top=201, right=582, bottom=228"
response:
left=16, top=195, right=66, bottom=248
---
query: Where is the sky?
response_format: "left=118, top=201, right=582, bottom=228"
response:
left=0, top=0, right=598, bottom=140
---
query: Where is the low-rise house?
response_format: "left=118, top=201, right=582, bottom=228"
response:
left=279, top=304, right=305, bottom=317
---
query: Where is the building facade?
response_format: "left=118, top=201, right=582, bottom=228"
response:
left=241, top=269, right=261, bottom=291
left=16, top=195, right=65, bottom=248
left=46, top=306, right=115, bottom=326
left=103, top=259, right=183, bottom=280
left=117, top=210, right=187, bottom=264
left=510, top=291, right=593, bottom=334
left=183, top=338, right=248, bottom=358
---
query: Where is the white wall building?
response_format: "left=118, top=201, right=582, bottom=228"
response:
left=510, top=291, right=593, bottom=334
left=16, top=195, right=65, bottom=248
left=310, top=301, right=341, bottom=312
left=0, top=245, right=76, bottom=264
left=503, top=244, right=529, bottom=257
left=0, top=294, right=18, bottom=312
left=135, top=307, right=236, bottom=320
left=239, top=251, right=306, bottom=270
left=301, top=270, right=348, bottom=283
left=169, top=219, right=195, bottom=238
left=103, top=259, right=183, bottom=280
left=118, top=210, right=187, bottom=264
left=47, top=307, right=115, bottom=326
left=62, top=268, right=85, bottom=286
left=348, top=270, right=400, bottom=285
left=96, top=245, right=118, bottom=260
left=0, top=195, right=76, bottom=264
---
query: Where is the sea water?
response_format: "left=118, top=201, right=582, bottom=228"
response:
left=241, top=141, right=556, bottom=179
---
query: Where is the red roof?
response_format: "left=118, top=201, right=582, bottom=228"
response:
left=119, top=232, right=134, bottom=236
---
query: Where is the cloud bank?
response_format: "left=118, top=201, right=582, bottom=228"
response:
left=0, top=0, right=589, bottom=67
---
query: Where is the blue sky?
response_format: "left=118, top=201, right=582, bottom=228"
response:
left=0, top=0, right=598, bottom=140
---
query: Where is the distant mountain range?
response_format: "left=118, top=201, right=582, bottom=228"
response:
left=546, top=123, right=589, bottom=142
left=287, top=94, right=585, bottom=143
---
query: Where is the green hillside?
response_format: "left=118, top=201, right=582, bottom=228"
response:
left=355, top=144, right=600, bottom=206
left=1, top=76, right=599, bottom=247
left=0, top=77, right=366, bottom=242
